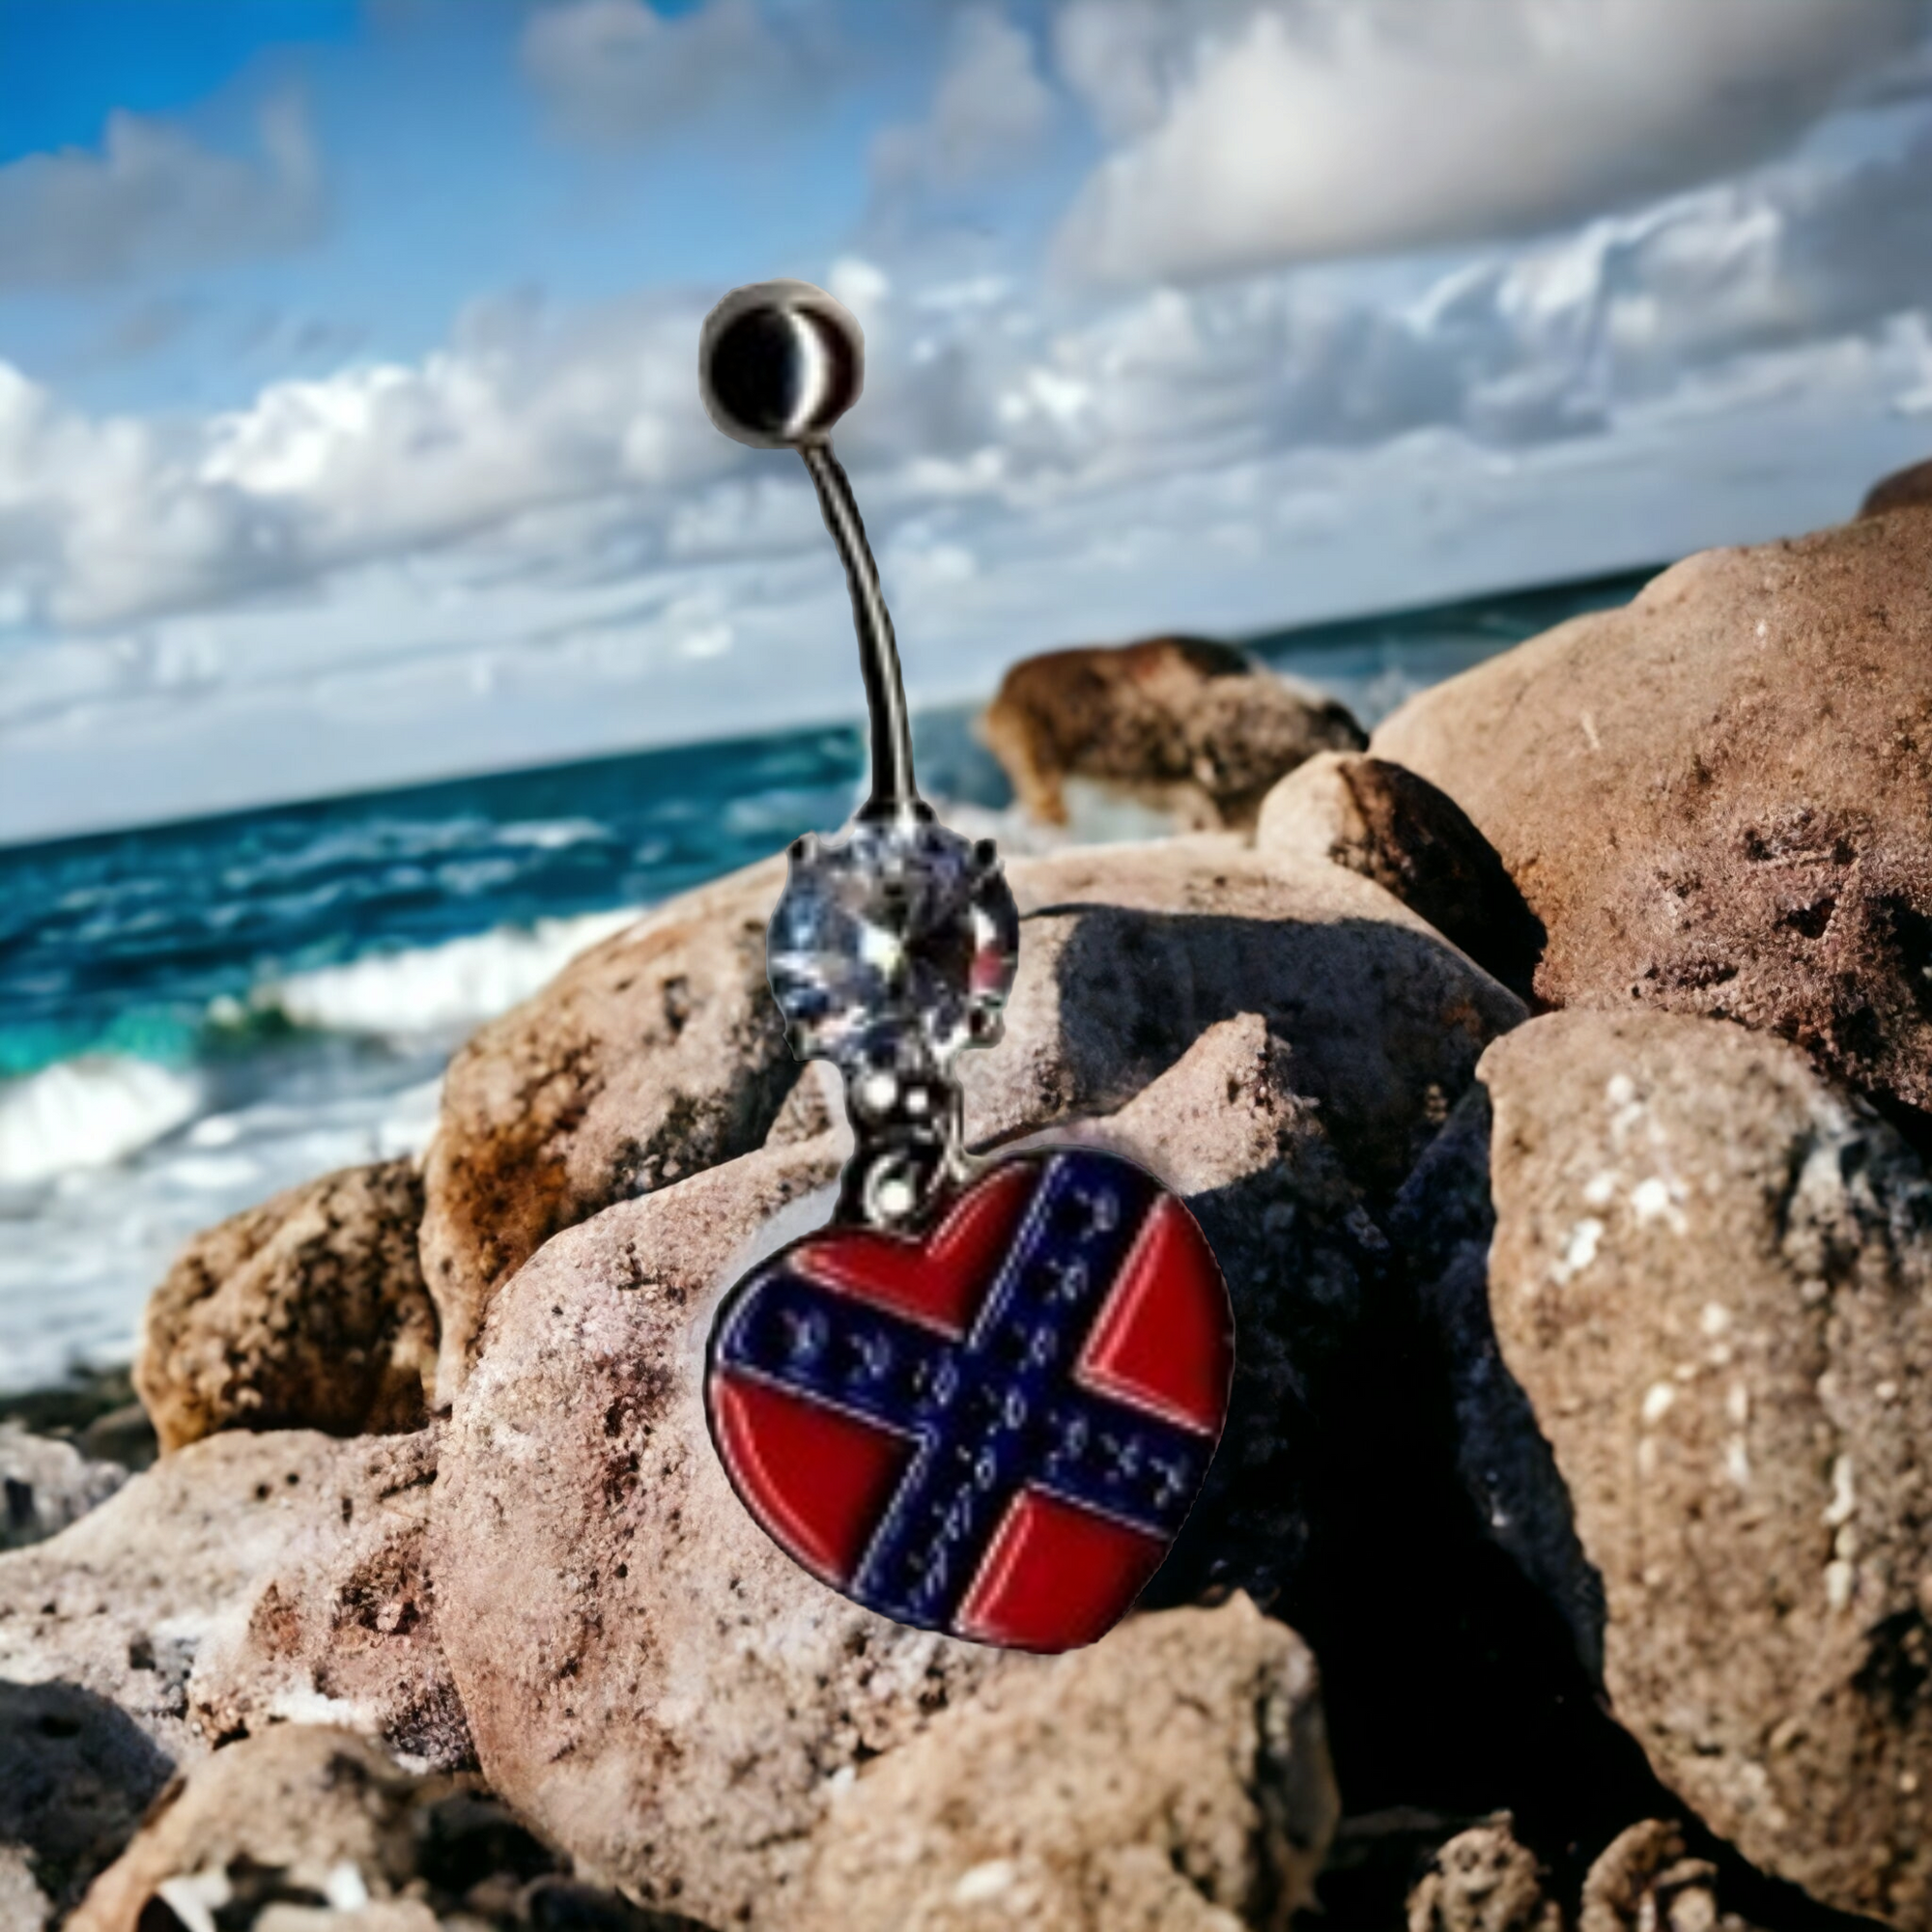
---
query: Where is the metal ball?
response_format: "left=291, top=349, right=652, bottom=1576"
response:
left=699, top=279, right=864, bottom=449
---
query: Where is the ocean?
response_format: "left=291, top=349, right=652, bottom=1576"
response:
left=0, top=567, right=1652, bottom=1393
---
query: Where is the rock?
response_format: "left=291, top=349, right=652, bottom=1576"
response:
left=1860, top=459, right=1932, bottom=520
left=797, top=1595, right=1338, bottom=1932
left=0, top=1424, right=126, bottom=1550
left=1579, top=1822, right=1741, bottom=1932
left=1257, top=753, right=1545, bottom=1001
left=135, top=1159, right=437, bottom=1455
left=186, top=1427, right=471, bottom=1774
left=1371, top=517, right=1932, bottom=1120
left=965, top=839, right=1526, bottom=1206
left=980, top=636, right=1364, bottom=832
left=66, top=1726, right=489, bottom=1932
left=0, top=1429, right=442, bottom=1773
left=1066, top=1013, right=1387, bottom=1615
left=1, top=1679, right=173, bottom=1924
left=0, top=1367, right=157, bottom=1472
left=1477, top=1009, right=1932, bottom=1925
left=431, top=995, right=1426, bottom=1923
left=431, top=834, right=1527, bottom=1920
left=419, top=857, right=798, bottom=1403
left=1406, top=1816, right=1560, bottom=1932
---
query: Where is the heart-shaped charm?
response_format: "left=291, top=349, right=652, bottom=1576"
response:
left=705, top=1146, right=1233, bottom=1652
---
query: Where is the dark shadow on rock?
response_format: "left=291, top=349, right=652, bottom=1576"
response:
left=1331, top=756, right=1548, bottom=1005
left=1045, top=907, right=1517, bottom=1204
left=0, top=1678, right=173, bottom=1921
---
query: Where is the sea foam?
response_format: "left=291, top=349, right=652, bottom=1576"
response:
left=255, top=907, right=639, bottom=1041
left=0, top=1055, right=202, bottom=1186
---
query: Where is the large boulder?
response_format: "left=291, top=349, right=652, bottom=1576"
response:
left=0, top=1429, right=442, bottom=1774
left=429, top=838, right=1529, bottom=1922
left=135, top=1158, right=436, bottom=1454
left=1372, top=517, right=1932, bottom=1119
left=964, top=839, right=1526, bottom=1206
left=981, top=636, right=1365, bottom=831
left=1475, top=1010, right=1932, bottom=1925
left=418, top=858, right=798, bottom=1403
left=797, top=1595, right=1338, bottom=1932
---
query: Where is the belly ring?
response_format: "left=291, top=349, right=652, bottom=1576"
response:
left=696, top=281, right=1235, bottom=1653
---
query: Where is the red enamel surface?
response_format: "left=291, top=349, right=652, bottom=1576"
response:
left=791, top=1162, right=1037, bottom=1336
left=955, top=1489, right=1169, bottom=1651
left=1075, top=1194, right=1233, bottom=1435
left=710, top=1374, right=913, bottom=1582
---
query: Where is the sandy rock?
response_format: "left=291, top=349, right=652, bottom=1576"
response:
left=797, top=1595, right=1337, bottom=1932
left=968, top=839, right=1526, bottom=1205
left=1372, top=518, right=1932, bottom=1117
left=1861, top=458, right=1932, bottom=519
left=67, top=1726, right=450, bottom=1932
left=1478, top=1010, right=1932, bottom=1925
left=419, top=857, right=797, bottom=1402
left=136, top=1159, right=437, bottom=1455
left=433, top=1006, right=1398, bottom=1924
left=981, top=636, right=1364, bottom=831
left=2, top=1678, right=173, bottom=1924
left=1257, top=753, right=1544, bottom=1001
left=1579, top=1822, right=1742, bottom=1932
left=0, top=1424, right=126, bottom=1549
left=186, top=1427, right=470, bottom=1774
left=0, top=1429, right=439, bottom=1773
left=1406, top=1816, right=1560, bottom=1932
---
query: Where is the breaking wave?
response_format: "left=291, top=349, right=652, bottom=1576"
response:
left=0, top=1056, right=202, bottom=1187
left=250, top=908, right=639, bottom=1042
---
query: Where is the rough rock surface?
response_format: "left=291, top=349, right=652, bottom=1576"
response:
left=1579, top=1822, right=1738, bottom=1932
left=0, top=1429, right=442, bottom=1773
left=0, top=1424, right=126, bottom=1549
left=965, top=839, right=1526, bottom=1205
left=1257, top=753, right=1545, bottom=1001
left=432, top=1020, right=1376, bottom=1923
left=1406, top=1817, right=1560, bottom=1932
left=1372, top=517, right=1932, bottom=1118
left=1478, top=1009, right=1932, bottom=1925
left=418, top=858, right=797, bottom=1402
left=70, top=1725, right=460, bottom=1932
left=136, top=1159, right=437, bottom=1454
left=186, top=1427, right=470, bottom=1774
left=797, top=1595, right=1338, bottom=1932
left=980, top=636, right=1364, bottom=831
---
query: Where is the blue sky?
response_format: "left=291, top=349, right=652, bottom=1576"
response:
left=5, top=0, right=1932, bottom=840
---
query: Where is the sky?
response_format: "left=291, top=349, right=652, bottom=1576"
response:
left=5, top=0, right=1932, bottom=842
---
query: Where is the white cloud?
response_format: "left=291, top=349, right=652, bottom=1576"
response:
left=9, top=102, right=1932, bottom=838
left=1054, top=0, right=1930, bottom=283
left=0, top=94, right=324, bottom=292
left=873, top=8, right=1057, bottom=190
left=520, top=0, right=794, bottom=142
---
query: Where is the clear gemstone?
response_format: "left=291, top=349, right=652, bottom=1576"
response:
left=768, top=814, right=1019, bottom=1071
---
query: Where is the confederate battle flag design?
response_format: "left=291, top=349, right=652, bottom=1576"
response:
left=704, top=1147, right=1235, bottom=1652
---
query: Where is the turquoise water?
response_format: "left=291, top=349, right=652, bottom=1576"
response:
left=0, top=565, right=1653, bottom=1389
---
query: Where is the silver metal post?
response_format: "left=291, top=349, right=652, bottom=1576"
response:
left=799, top=440, right=919, bottom=816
